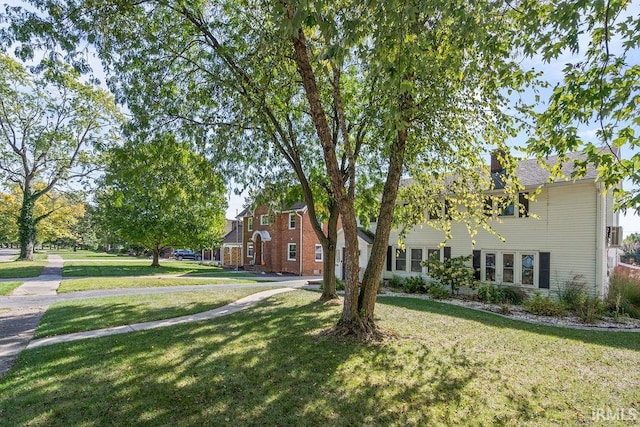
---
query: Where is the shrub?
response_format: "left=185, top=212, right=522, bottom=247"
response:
left=524, top=293, right=565, bottom=316
left=577, top=296, right=605, bottom=324
left=427, top=282, right=451, bottom=299
left=476, top=284, right=527, bottom=305
left=608, top=267, right=640, bottom=319
left=335, top=278, right=345, bottom=291
left=426, top=254, right=477, bottom=295
left=557, top=275, right=588, bottom=311
left=388, top=275, right=404, bottom=290
left=403, top=276, right=427, bottom=294
left=501, top=286, right=528, bottom=305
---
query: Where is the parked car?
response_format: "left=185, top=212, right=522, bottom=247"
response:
left=172, top=249, right=202, bottom=261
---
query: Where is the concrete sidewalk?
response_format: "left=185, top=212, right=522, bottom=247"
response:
left=27, top=287, right=295, bottom=349
left=10, top=254, right=63, bottom=296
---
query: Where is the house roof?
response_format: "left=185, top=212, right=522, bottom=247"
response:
left=238, top=202, right=307, bottom=217
left=513, top=149, right=600, bottom=187
left=222, top=222, right=243, bottom=244
left=357, top=227, right=375, bottom=244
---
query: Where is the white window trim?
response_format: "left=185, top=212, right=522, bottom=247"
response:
left=260, top=214, right=270, bottom=226
left=247, top=217, right=253, bottom=231
left=315, top=244, right=323, bottom=262
left=289, top=213, right=296, bottom=229
left=287, top=243, right=297, bottom=261
left=481, top=250, right=538, bottom=287
left=247, top=243, right=254, bottom=258
left=410, top=247, right=424, bottom=273
left=394, top=247, right=407, bottom=272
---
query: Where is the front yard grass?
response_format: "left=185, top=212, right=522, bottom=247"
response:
left=34, top=288, right=273, bottom=338
left=62, top=260, right=224, bottom=277
left=0, top=260, right=47, bottom=279
left=2, top=291, right=639, bottom=425
left=0, top=281, right=22, bottom=295
left=47, top=249, right=121, bottom=260
left=58, top=277, right=260, bottom=293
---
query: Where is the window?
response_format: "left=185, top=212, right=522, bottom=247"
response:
left=484, top=197, right=494, bottom=216
left=315, top=244, right=323, bottom=262
left=247, top=243, right=254, bottom=258
left=521, top=254, right=534, bottom=285
left=395, top=248, right=406, bottom=271
left=289, top=213, right=296, bottom=229
left=260, top=214, right=270, bottom=225
left=485, top=253, right=496, bottom=282
left=503, top=253, right=514, bottom=283
left=428, top=205, right=441, bottom=220
left=499, top=199, right=515, bottom=217
left=518, top=192, right=530, bottom=218
left=288, top=243, right=297, bottom=261
left=410, top=248, right=423, bottom=272
left=247, top=217, right=253, bottom=231
left=427, top=248, right=440, bottom=262
left=482, top=250, right=538, bottom=286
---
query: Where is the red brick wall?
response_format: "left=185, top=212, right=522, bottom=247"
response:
left=242, top=206, right=324, bottom=275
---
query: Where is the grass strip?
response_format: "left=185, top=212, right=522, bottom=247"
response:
left=0, top=281, right=23, bottom=295
left=63, top=260, right=225, bottom=277
left=0, top=261, right=47, bottom=279
left=2, top=291, right=638, bottom=426
left=58, top=277, right=259, bottom=293
left=35, top=287, right=273, bottom=338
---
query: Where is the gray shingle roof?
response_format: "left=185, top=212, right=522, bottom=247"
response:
left=223, top=222, right=243, bottom=244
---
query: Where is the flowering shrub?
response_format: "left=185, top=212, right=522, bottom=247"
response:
left=426, top=254, right=477, bottom=294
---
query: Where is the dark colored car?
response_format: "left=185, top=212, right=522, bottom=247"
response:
left=172, top=249, right=202, bottom=261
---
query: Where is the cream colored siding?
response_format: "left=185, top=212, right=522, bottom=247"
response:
left=384, top=181, right=604, bottom=296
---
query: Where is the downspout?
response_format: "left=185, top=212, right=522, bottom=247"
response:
left=296, top=211, right=304, bottom=276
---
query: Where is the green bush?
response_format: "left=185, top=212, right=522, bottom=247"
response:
left=476, top=284, right=527, bottom=305
left=577, top=296, right=605, bottom=324
left=388, top=275, right=404, bottom=290
left=403, top=276, right=427, bottom=294
left=427, top=282, right=451, bottom=299
left=426, top=254, right=477, bottom=295
left=524, top=293, right=565, bottom=316
left=557, top=275, right=588, bottom=311
left=607, top=267, right=640, bottom=319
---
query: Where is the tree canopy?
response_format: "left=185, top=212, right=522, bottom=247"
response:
left=98, top=133, right=227, bottom=267
left=0, top=52, right=121, bottom=260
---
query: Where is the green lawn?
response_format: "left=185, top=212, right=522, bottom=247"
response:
left=0, top=281, right=22, bottom=295
left=1, top=291, right=638, bottom=425
left=34, top=288, right=273, bottom=338
left=62, top=259, right=225, bottom=277
left=47, top=249, right=121, bottom=260
left=58, top=277, right=260, bottom=293
left=0, top=260, right=47, bottom=279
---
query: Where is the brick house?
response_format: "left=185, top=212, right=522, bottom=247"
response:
left=240, top=202, right=324, bottom=275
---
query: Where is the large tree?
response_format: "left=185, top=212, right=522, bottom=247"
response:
left=98, top=133, right=227, bottom=267
left=3, top=1, right=534, bottom=337
left=0, top=52, right=121, bottom=260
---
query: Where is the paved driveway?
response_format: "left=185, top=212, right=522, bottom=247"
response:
left=0, top=248, right=18, bottom=263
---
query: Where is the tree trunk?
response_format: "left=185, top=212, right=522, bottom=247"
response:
left=18, top=188, right=36, bottom=261
left=319, top=202, right=340, bottom=301
left=358, top=126, right=408, bottom=322
left=151, top=247, right=161, bottom=267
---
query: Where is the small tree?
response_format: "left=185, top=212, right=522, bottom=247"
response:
left=98, top=134, right=227, bottom=267
left=426, top=254, right=477, bottom=295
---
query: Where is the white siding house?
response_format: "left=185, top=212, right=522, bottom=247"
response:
left=339, top=150, right=621, bottom=298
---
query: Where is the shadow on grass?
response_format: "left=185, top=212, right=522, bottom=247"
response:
left=62, top=263, right=221, bottom=277
left=0, top=264, right=45, bottom=279
left=0, top=293, right=482, bottom=425
left=378, top=296, right=640, bottom=351
left=34, top=298, right=239, bottom=338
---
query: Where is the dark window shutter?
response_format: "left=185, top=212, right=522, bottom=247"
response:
left=386, top=246, right=392, bottom=271
left=472, top=250, right=481, bottom=280
left=444, top=246, right=451, bottom=260
left=519, top=193, right=529, bottom=218
left=539, top=252, right=550, bottom=289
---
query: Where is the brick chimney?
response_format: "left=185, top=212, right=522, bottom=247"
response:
left=490, top=149, right=506, bottom=174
